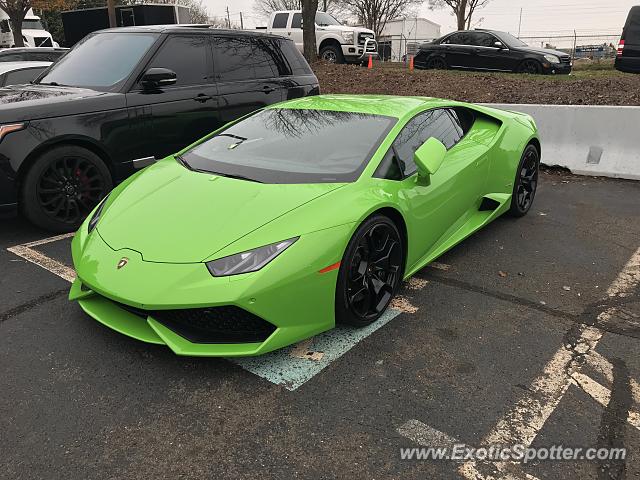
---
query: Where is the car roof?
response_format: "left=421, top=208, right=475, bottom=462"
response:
left=0, top=61, right=51, bottom=74
left=92, top=25, right=283, bottom=39
left=267, top=94, right=451, bottom=118
left=0, top=47, right=68, bottom=53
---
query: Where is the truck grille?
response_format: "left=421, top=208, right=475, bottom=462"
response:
left=358, top=32, right=375, bottom=45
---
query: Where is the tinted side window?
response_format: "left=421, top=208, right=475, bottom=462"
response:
left=3, top=67, right=44, bottom=86
left=262, top=38, right=292, bottom=76
left=291, top=13, right=302, bottom=29
left=393, top=109, right=464, bottom=177
left=277, top=38, right=312, bottom=75
left=272, top=12, right=289, bottom=28
left=470, top=32, right=495, bottom=47
left=446, top=32, right=473, bottom=45
left=626, top=8, right=640, bottom=44
left=213, top=37, right=282, bottom=80
left=146, top=35, right=210, bottom=86
left=0, top=53, right=24, bottom=61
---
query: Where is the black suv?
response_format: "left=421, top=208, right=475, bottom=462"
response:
left=415, top=29, right=572, bottom=75
left=0, top=26, right=319, bottom=231
left=615, top=6, right=640, bottom=73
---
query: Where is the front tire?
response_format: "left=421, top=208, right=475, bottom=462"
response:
left=508, top=144, right=539, bottom=217
left=320, top=44, right=344, bottom=64
left=517, top=59, right=542, bottom=74
left=21, top=145, right=112, bottom=232
left=336, top=215, right=404, bottom=327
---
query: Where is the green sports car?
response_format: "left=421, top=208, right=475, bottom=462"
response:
left=69, top=95, right=540, bottom=356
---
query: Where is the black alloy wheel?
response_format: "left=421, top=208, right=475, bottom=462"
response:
left=428, top=56, right=448, bottom=70
left=22, top=145, right=112, bottom=232
left=518, top=59, right=542, bottom=74
left=509, top=144, right=539, bottom=217
left=336, top=215, right=404, bottom=327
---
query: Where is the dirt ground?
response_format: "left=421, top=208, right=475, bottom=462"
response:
left=313, top=61, right=640, bottom=106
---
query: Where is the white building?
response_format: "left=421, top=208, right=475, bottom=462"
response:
left=378, top=18, right=441, bottom=61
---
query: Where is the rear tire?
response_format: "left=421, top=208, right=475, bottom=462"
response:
left=336, top=215, right=404, bottom=327
left=320, top=44, right=344, bottom=64
left=508, top=144, right=539, bottom=217
left=427, top=56, right=448, bottom=70
left=21, top=145, right=112, bottom=232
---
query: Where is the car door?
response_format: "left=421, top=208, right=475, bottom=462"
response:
left=212, top=35, right=286, bottom=127
left=125, top=34, right=219, bottom=160
left=468, top=31, right=511, bottom=70
left=289, top=12, right=304, bottom=52
left=383, top=108, right=490, bottom=263
left=440, top=31, right=476, bottom=68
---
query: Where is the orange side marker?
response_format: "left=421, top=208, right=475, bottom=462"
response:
left=319, top=261, right=341, bottom=274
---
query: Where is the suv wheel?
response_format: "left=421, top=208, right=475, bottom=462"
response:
left=21, top=145, right=112, bottom=232
left=320, top=44, right=344, bottom=64
left=427, top=56, right=448, bottom=69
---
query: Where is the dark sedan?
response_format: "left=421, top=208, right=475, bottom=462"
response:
left=415, top=29, right=572, bottom=75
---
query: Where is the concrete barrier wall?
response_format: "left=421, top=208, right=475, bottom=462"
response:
left=485, top=104, right=640, bottom=181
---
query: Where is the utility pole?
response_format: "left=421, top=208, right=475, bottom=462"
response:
left=239, top=11, right=244, bottom=29
left=226, top=6, right=231, bottom=28
left=517, top=7, right=522, bottom=38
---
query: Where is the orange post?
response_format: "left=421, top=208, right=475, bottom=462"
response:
left=409, top=55, right=414, bottom=71
left=367, top=55, right=373, bottom=69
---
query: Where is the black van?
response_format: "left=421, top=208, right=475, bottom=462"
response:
left=0, top=26, right=319, bottom=231
left=615, top=6, right=640, bottom=73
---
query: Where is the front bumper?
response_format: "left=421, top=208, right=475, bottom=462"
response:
left=342, top=38, right=378, bottom=61
left=543, top=62, right=572, bottom=74
left=69, top=223, right=353, bottom=356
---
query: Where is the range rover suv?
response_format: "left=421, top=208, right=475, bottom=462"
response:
left=0, top=26, right=319, bottom=231
left=415, top=29, right=572, bottom=75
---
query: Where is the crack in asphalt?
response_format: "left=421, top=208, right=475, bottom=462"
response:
left=423, top=273, right=640, bottom=340
left=0, top=288, right=69, bottom=324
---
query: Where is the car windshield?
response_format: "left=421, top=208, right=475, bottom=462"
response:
left=497, top=31, right=528, bottom=47
left=21, top=19, right=44, bottom=30
left=181, top=108, right=396, bottom=184
left=315, top=12, right=341, bottom=26
left=37, top=32, right=158, bottom=91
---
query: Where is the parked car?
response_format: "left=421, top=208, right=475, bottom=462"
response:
left=615, top=6, right=640, bottom=73
left=415, top=29, right=572, bottom=74
left=0, top=47, right=68, bottom=63
left=0, top=9, right=58, bottom=48
left=265, top=10, right=377, bottom=63
left=0, top=61, right=51, bottom=86
left=69, top=95, right=540, bottom=356
left=0, top=26, right=319, bottom=231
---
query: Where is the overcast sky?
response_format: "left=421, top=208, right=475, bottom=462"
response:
left=205, top=0, right=632, bottom=37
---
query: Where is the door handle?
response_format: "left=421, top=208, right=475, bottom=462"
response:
left=194, top=94, right=212, bottom=103
left=262, top=85, right=276, bottom=94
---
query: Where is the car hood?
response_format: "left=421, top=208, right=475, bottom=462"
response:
left=97, top=159, right=345, bottom=263
left=0, top=84, right=123, bottom=122
left=515, top=46, right=569, bottom=58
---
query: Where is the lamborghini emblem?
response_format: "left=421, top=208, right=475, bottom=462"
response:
left=117, top=257, right=129, bottom=269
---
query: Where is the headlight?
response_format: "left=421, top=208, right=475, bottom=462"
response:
left=87, top=194, right=109, bottom=233
left=341, top=31, right=354, bottom=44
left=543, top=54, right=560, bottom=64
left=206, top=237, right=298, bottom=277
left=0, top=123, right=25, bottom=142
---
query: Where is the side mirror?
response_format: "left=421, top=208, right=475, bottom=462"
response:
left=414, top=137, right=446, bottom=177
left=141, top=68, right=176, bottom=89
left=494, top=41, right=505, bottom=49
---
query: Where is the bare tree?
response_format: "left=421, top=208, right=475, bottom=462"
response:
left=254, top=0, right=301, bottom=18
left=428, top=0, right=491, bottom=31
left=301, top=0, right=317, bottom=61
left=340, top=0, right=422, bottom=38
left=177, top=0, right=209, bottom=23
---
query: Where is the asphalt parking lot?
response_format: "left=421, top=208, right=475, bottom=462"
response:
left=1, top=170, right=639, bottom=480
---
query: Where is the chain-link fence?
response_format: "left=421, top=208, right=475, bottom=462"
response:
left=376, top=33, right=622, bottom=62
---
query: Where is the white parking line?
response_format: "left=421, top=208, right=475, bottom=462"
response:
left=457, top=247, right=640, bottom=479
left=7, top=233, right=76, bottom=283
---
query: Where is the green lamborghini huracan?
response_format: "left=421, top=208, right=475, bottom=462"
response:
left=70, top=95, right=540, bottom=356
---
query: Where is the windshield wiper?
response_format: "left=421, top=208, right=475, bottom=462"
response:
left=213, top=172, right=262, bottom=183
left=38, top=81, right=68, bottom=87
left=175, top=155, right=193, bottom=170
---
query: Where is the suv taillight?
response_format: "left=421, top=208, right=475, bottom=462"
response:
left=617, top=39, right=625, bottom=57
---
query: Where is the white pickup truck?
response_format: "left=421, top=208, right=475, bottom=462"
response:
left=0, top=9, right=58, bottom=48
left=265, top=10, right=377, bottom=64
